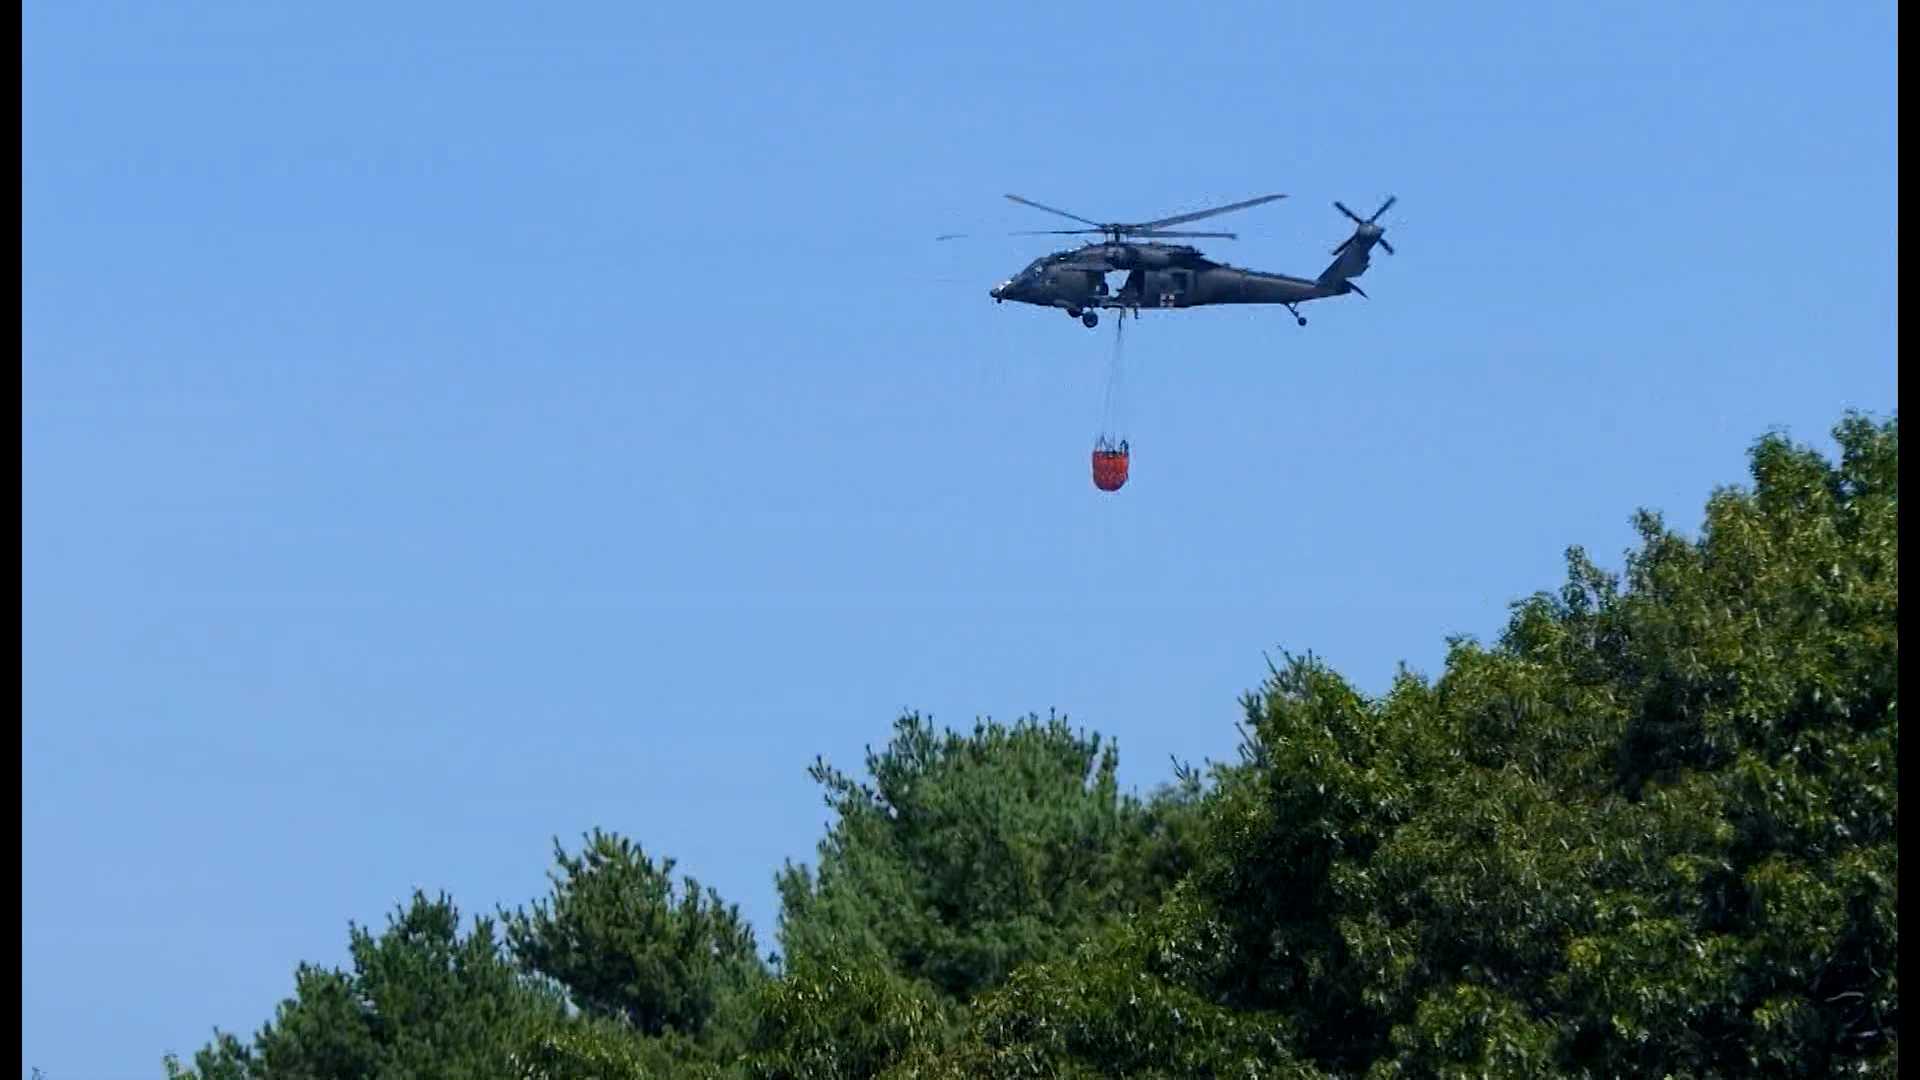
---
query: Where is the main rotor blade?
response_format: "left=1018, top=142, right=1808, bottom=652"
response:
left=1003, top=194, right=1105, bottom=229
left=1370, top=195, right=1397, bottom=221
left=1006, top=227, right=1239, bottom=240
left=1378, top=238, right=1395, bottom=255
left=1137, top=193, right=1286, bottom=230
left=1334, top=201, right=1364, bottom=224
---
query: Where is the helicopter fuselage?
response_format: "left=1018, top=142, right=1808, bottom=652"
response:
left=989, top=242, right=1355, bottom=326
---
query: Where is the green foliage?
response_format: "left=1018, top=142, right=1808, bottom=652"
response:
left=504, top=830, right=766, bottom=1047
left=774, top=712, right=1200, bottom=1003
left=165, top=892, right=566, bottom=1080
left=746, top=957, right=950, bottom=1080
left=170, top=413, right=1897, bottom=1080
left=886, top=906, right=1315, bottom=1080
left=1179, top=413, right=1899, bottom=1076
left=1367, top=982, right=1558, bottom=1080
left=512, top=1015, right=731, bottom=1080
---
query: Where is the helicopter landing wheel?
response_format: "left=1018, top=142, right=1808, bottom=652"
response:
left=1296, top=316, right=1307, bottom=326
left=1082, top=311, right=1099, bottom=328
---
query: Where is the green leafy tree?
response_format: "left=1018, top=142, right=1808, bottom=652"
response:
left=747, top=957, right=948, bottom=1080
left=504, top=829, right=766, bottom=1052
left=880, top=902, right=1314, bottom=1080
left=773, top=712, right=1200, bottom=1006
left=1204, top=414, right=1896, bottom=1076
left=164, top=891, right=566, bottom=1080
left=512, top=1014, right=732, bottom=1080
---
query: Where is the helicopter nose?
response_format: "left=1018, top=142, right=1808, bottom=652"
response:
left=991, top=282, right=1006, bottom=299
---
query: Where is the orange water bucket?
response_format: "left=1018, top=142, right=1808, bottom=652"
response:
left=1091, top=446, right=1130, bottom=492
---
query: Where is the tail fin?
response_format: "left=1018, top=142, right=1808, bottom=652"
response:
left=1316, top=237, right=1372, bottom=286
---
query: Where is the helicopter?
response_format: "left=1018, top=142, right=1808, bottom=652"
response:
left=981, top=192, right=1396, bottom=328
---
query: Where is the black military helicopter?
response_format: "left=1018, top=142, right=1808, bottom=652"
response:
left=982, top=192, right=1395, bottom=328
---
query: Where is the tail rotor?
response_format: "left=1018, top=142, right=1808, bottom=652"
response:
left=1330, top=195, right=1397, bottom=256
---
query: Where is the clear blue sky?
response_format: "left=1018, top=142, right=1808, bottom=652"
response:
left=22, top=2, right=1895, bottom=1075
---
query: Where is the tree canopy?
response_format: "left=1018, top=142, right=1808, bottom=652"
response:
left=503, top=829, right=766, bottom=1044
left=773, top=711, right=1202, bottom=1003
left=166, top=413, right=1897, bottom=1079
left=164, top=892, right=565, bottom=1080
